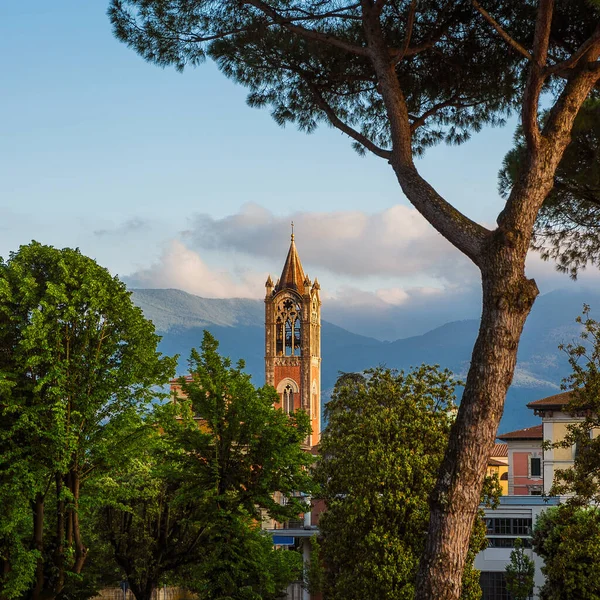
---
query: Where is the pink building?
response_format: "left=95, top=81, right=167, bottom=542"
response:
left=497, top=424, right=543, bottom=495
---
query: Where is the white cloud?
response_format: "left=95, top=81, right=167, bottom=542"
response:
left=125, top=240, right=266, bottom=299
left=185, top=202, right=475, bottom=282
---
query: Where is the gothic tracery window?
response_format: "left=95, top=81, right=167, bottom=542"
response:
left=283, top=384, right=294, bottom=414
left=276, top=297, right=302, bottom=357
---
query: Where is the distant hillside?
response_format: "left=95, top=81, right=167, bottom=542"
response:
left=131, top=288, right=600, bottom=434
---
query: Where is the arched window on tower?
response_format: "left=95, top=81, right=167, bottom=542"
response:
left=276, top=317, right=283, bottom=356
left=285, top=318, right=293, bottom=356
left=283, top=384, right=294, bottom=414
left=277, top=297, right=302, bottom=357
left=294, top=318, right=301, bottom=356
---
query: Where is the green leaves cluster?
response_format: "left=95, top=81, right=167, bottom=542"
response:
left=533, top=506, right=600, bottom=600
left=504, top=538, right=535, bottom=600
left=313, top=366, right=487, bottom=600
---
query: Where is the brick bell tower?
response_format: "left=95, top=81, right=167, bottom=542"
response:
left=265, top=228, right=321, bottom=447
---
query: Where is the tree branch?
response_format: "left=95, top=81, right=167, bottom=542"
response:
left=242, top=0, right=371, bottom=56
left=522, top=0, right=554, bottom=149
left=358, top=10, right=490, bottom=264
left=545, top=25, right=600, bottom=76
left=395, top=0, right=416, bottom=62
left=472, top=0, right=532, bottom=61
left=307, top=82, right=392, bottom=159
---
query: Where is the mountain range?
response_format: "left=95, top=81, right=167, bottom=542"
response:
left=131, top=287, right=600, bottom=434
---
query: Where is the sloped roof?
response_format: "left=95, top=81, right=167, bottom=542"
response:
left=488, top=458, right=508, bottom=467
left=490, top=443, right=508, bottom=458
left=275, top=234, right=307, bottom=295
left=527, top=390, right=573, bottom=410
left=497, top=424, right=543, bottom=441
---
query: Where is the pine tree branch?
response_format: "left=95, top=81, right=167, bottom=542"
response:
left=307, top=82, right=392, bottom=159
left=242, top=0, right=371, bottom=56
left=522, top=0, right=555, bottom=149
left=545, top=25, right=600, bottom=76
left=472, top=0, right=532, bottom=62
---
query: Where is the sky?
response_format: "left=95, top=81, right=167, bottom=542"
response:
left=2, top=2, right=599, bottom=340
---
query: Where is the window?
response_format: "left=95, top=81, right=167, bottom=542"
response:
left=479, top=572, right=510, bottom=600
left=480, top=571, right=532, bottom=600
left=285, top=318, right=293, bottom=356
left=530, top=457, right=542, bottom=478
left=283, top=384, right=294, bottom=414
left=276, top=317, right=283, bottom=355
left=485, top=518, right=531, bottom=536
left=276, top=297, right=302, bottom=357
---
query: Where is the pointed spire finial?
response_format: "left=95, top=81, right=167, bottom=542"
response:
left=291, top=220, right=295, bottom=241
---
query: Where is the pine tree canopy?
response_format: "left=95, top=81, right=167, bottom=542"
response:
left=108, top=1, right=598, bottom=156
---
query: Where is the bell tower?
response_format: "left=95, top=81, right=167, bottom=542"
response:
left=265, top=228, right=321, bottom=447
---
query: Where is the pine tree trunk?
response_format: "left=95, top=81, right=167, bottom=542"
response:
left=414, top=248, right=538, bottom=600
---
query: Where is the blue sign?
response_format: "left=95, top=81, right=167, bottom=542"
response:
left=272, top=535, right=295, bottom=546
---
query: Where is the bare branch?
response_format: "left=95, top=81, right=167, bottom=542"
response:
left=472, top=0, right=532, bottom=61
left=307, top=82, right=392, bottom=159
left=242, top=0, right=371, bottom=56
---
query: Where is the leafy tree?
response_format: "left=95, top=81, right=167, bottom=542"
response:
left=94, top=332, right=312, bottom=600
left=0, top=242, right=176, bottom=600
left=504, top=538, right=535, bottom=600
left=533, top=506, right=600, bottom=600
left=313, top=367, right=491, bottom=600
left=108, top=2, right=600, bottom=595
left=499, top=97, right=600, bottom=279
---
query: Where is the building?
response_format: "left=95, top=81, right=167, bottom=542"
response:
left=497, top=425, right=543, bottom=496
left=477, top=390, right=593, bottom=600
left=264, top=230, right=322, bottom=448
left=487, top=443, right=509, bottom=496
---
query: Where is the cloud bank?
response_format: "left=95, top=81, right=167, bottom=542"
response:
left=124, top=203, right=600, bottom=339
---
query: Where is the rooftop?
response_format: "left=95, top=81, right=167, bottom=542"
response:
left=497, top=424, right=543, bottom=441
left=490, top=443, right=508, bottom=458
left=527, top=390, right=573, bottom=410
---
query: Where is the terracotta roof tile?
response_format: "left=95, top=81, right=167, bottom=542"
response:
left=490, top=443, right=508, bottom=458
left=527, top=390, right=573, bottom=409
left=488, top=458, right=507, bottom=467
left=497, top=424, right=543, bottom=441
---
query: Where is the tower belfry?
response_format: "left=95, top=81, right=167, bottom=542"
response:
left=265, top=230, right=321, bottom=446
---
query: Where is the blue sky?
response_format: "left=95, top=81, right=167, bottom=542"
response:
left=2, top=1, right=597, bottom=339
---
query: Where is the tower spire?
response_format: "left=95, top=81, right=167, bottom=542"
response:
left=276, top=224, right=306, bottom=294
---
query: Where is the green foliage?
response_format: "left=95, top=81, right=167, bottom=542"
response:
left=533, top=506, right=600, bottom=600
left=499, top=97, right=600, bottom=278
left=0, top=241, right=175, bottom=598
left=94, top=331, right=312, bottom=600
left=504, top=538, right=535, bottom=600
left=548, top=306, right=600, bottom=504
left=313, top=366, right=487, bottom=600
